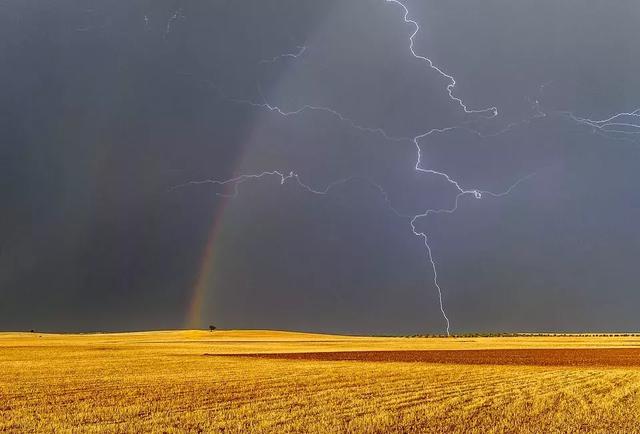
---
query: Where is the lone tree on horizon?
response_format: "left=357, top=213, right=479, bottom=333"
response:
left=209, top=325, right=216, bottom=332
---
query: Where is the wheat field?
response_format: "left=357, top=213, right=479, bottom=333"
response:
left=2, top=330, right=640, bottom=433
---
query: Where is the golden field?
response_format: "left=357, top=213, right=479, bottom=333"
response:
left=2, top=330, right=640, bottom=433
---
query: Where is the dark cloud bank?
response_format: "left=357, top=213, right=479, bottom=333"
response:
left=1, top=0, right=639, bottom=334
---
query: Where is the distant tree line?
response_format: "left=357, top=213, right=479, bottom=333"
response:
left=402, top=332, right=640, bottom=338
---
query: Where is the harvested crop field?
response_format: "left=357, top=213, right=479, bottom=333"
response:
left=2, top=330, right=640, bottom=433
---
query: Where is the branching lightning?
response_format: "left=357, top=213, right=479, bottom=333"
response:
left=175, top=0, right=539, bottom=335
left=259, top=45, right=307, bottom=65
left=531, top=82, right=640, bottom=144
left=199, top=81, right=409, bottom=142
left=385, top=0, right=498, bottom=119
left=560, top=109, right=640, bottom=142
left=408, top=172, right=536, bottom=335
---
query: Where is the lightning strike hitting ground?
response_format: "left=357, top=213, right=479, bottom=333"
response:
left=176, top=0, right=542, bottom=334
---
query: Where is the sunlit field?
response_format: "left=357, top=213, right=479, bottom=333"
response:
left=2, top=330, right=640, bottom=433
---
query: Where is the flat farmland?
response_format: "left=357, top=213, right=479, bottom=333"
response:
left=2, top=330, right=640, bottom=433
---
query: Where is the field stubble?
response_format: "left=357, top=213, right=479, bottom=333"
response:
left=1, top=330, right=640, bottom=433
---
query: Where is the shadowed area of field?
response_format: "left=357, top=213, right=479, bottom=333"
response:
left=220, top=347, right=640, bottom=367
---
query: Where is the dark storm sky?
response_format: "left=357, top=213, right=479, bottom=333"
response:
left=2, top=0, right=640, bottom=334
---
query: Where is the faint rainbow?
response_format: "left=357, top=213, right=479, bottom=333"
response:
left=185, top=194, right=230, bottom=329
left=183, top=8, right=334, bottom=328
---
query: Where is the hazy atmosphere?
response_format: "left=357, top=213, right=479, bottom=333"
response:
left=2, top=0, right=640, bottom=334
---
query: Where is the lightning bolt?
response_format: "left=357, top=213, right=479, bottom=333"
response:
left=170, top=171, right=406, bottom=223
left=195, top=79, right=410, bottom=142
left=175, top=0, right=539, bottom=335
left=382, top=0, right=535, bottom=334
left=409, top=173, right=536, bottom=335
left=559, top=109, right=640, bottom=142
left=259, top=45, right=307, bottom=65
left=529, top=82, right=640, bottom=144
left=385, top=0, right=498, bottom=119
left=173, top=171, right=356, bottom=199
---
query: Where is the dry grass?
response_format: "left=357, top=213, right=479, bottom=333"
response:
left=2, top=330, right=640, bottom=433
